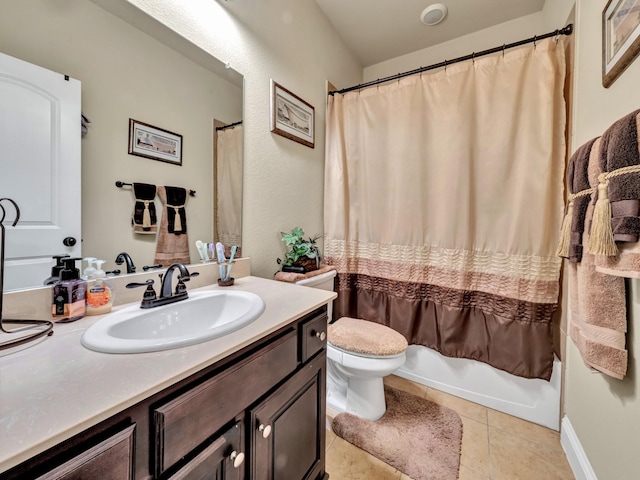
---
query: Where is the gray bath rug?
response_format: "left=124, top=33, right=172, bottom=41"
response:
left=332, top=386, right=462, bottom=480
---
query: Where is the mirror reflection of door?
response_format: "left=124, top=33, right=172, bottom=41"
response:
left=213, top=119, right=243, bottom=257
left=0, top=52, right=81, bottom=291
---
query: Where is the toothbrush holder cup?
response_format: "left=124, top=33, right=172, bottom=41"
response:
left=217, top=261, right=235, bottom=286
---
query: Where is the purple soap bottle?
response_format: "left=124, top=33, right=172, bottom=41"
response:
left=52, top=257, right=87, bottom=322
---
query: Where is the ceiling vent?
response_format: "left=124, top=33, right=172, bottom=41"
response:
left=420, top=3, right=448, bottom=26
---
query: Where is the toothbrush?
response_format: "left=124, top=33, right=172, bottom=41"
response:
left=195, top=240, right=208, bottom=262
left=226, top=245, right=237, bottom=279
left=215, top=242, right=226, bottom=280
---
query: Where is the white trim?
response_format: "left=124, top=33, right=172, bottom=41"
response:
left=561, top=416, right=598, bottom=480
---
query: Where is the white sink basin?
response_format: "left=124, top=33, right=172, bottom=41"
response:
left=81, top=290, right=265, bottom=354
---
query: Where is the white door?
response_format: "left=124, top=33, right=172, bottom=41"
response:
left=0, top=51, right=81, bottom=291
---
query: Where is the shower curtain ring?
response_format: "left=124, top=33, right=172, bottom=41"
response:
left=444, top=59, right=448, bottom=71
left=472, top=52, right=475, bottom=65
left=534, top=35, right=537, bottom=49
left=502, top=44, right=506, bottom=57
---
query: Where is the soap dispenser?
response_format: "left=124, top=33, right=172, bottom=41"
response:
left=43, top=254, right=71, bottom=285
left=82, top=257, right=97, bottom=281
left=86, top=260, right=115, bottom=316
left=52, top=257, right=87, bottom=322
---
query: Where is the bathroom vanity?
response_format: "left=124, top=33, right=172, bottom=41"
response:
left=0, top=276, right=335, bottom=480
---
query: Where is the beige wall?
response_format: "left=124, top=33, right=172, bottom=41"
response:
left=125, top=0, right=363, bottom=279
left=364, top=0, right=575, bottom=82
left=0, top=0, right=243, bottom=271
left=565, top=1, right=640, bottom=478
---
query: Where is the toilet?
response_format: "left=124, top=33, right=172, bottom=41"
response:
left=294, top=269, right=408, bottom=421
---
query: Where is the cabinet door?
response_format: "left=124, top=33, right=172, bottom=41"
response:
left=35, top=424, right=135, bottom=480
left=250, top=352, right=326, bottom=480
left=167, top=421, right=244, bottom=480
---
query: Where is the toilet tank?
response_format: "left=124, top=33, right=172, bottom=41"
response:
left=294, top=269, right=337, bottom=321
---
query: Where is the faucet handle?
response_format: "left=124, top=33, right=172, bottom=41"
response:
left=125, top=279, right=154, bottom=288
left=126, top=279, right=157, bottom=304
left=180, top=271, right=200, bottom=282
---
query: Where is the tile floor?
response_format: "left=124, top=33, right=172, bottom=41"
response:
left=325, top=375, right=575, bottom=480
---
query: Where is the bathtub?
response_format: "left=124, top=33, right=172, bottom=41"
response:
left=395, top=345, right=562, bottom=430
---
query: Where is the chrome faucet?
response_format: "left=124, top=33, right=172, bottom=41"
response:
left=126, top=263, right=199, bottom=309
left=115, top=252, right=136, bottom=273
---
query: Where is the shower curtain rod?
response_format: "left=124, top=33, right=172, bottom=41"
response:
left=328, top=24, right=573, bottom=96
left=215, top=120, right=243, bottom=131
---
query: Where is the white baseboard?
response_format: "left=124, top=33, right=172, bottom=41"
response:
left=561, top=416, right=598, bottom=480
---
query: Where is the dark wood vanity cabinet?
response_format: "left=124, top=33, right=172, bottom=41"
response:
left=250, top=353, right=326, bottom=480
left=0, top=306, right=328, bottom=480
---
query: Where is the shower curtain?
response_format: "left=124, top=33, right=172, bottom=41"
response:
left=216, top=124, right=243, bottom=249
left=324, top=38, right=568, bottom=380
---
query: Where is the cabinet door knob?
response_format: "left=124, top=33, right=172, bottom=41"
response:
left=315, top=331, right=326, bottom=341
left=258, top=423, right=272, bottom=438
left=229, top=450, right=245, bottom=468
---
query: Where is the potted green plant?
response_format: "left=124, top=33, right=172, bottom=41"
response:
left=277, top=227, right=321, bottom=273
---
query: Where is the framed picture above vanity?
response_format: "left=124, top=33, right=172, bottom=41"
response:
left=128, top=118, right=183, bottom=165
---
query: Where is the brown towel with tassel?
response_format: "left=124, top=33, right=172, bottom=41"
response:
left=165, top=186, right=188, bottom=234
left=556, top=138, right=597, bottom=262
left=153, top=186, right=190, bottom=267
left=131, top=182, right=157, bottom=234
left=589, top=109, right=640, bottom=255
left=595, top=112, right=640, bottom=276
left=569, top=137, right=628, bottom=379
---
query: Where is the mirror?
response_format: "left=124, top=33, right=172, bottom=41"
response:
left=0, top=0, right=243, bottom=291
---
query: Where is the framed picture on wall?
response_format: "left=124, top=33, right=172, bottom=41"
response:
left=128, top=118, right=183, bottom=165
left=602, top=0, right=640, bottom=88
left=270, top=80, right=315, bottom=149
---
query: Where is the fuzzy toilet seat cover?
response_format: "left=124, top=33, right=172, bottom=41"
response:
left=328, top=317, right=408, bottom=356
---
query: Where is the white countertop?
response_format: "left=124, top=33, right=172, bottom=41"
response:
left=0, top=276, right=336, bottom=473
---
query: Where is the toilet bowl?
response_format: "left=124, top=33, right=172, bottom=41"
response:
left=293, top=269, right=407, bottom=421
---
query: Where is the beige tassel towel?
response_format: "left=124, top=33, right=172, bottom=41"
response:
left=569, top=137, right=628, bottom=379
left=153, top=186, right=190, bottom=267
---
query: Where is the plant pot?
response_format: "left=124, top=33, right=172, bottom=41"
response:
left=294, top=257, right=319, bottom=273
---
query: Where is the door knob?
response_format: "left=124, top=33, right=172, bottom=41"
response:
left=258, top=423, right=272, bottom=438
left=229, top=450, right=245, bottom=468
left=62, top=236, right=77, bottom=247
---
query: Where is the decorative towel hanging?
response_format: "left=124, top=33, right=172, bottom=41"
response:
left=556, top=137, right=598, bottom=261
left=131, top=182, right=157, bottom=234
left=153, top=186, right=190, bottom=267
left=568, top=137, right=628, bottom=379
left=588, top=109, right=640, bottom=256
left=165, top=186, right=187, bottom=234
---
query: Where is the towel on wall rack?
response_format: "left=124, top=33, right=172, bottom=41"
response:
left=153, top=186, right=190, bottom=266
left=131, top=182, right=157, bottom=234
left=165, top=186, right=187, bottom=234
